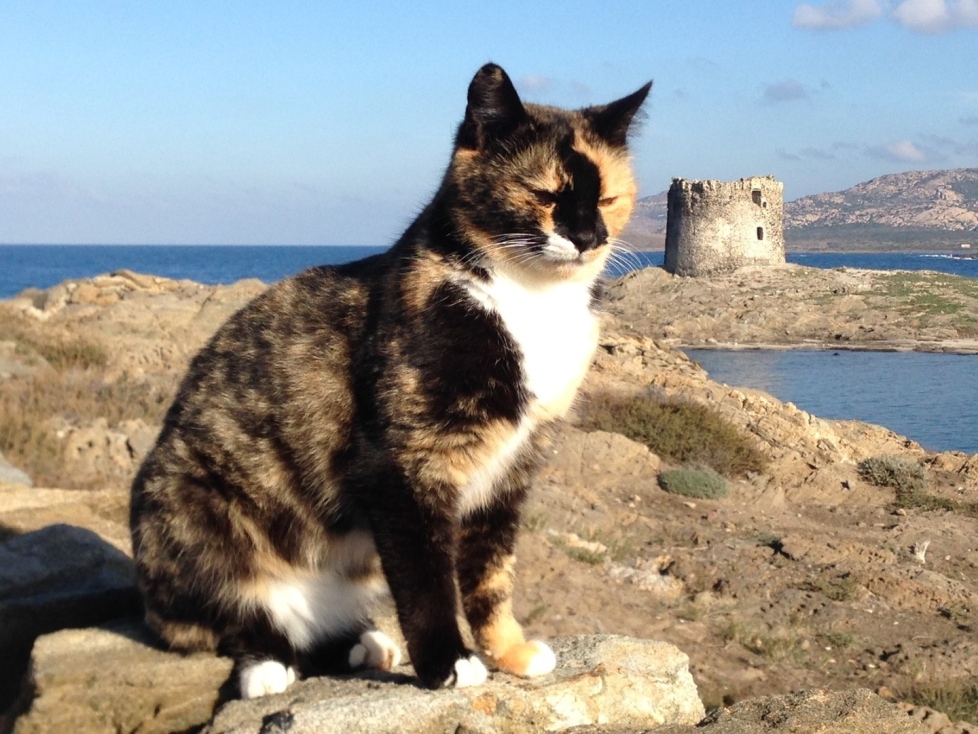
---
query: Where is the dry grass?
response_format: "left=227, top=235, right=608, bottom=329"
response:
left=0, top=371, right=174, bottom=488
left=0, top=310, right=109, bottom=371
left=580, top=391, right=768, bottom=478
left=896, top=680, right=978, bottom=727
left=0, top=311, right=176, bottom=487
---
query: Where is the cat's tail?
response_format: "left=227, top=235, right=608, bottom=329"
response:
left=145, top=609, right=220, bottom=653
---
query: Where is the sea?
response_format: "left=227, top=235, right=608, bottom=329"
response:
left=2, top=244, right=977, bottom=454
left=3, top=246, right=978, bottom=299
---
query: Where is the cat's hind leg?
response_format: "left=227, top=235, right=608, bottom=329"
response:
left=220, top=617, right=300, bottom=700
left=300, top=624, right=402, bottom=676
left=458, top=490, right=557, bottom=679
left=349, top=629, right=402, bottom=670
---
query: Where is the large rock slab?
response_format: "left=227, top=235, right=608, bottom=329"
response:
left=203, top=635, right=704, bottom=734
left=13, top=621, right=232, bottom=734
left=13, top=629, right=702, bottom=734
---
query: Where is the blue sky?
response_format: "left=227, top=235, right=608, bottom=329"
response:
left=1, top=0, right=976, bottom=245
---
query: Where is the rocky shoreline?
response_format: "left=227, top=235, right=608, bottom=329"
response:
left=607, top=263, right=978, bottom=354
left=3, top=266, right=978, bottom=733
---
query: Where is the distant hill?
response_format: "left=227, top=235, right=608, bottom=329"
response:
left=619, top=190, right=667, bottom=250
left=785, top=168, right=978, bottom=251
left=626, top=169, right=978, bottom=252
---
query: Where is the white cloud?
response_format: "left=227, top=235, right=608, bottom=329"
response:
left=794, top=0, right=978, bottom=31
left=792, top=0, right=884, bottom=29
left=893, top=0, right=978, bottom=32
left=867, top=139, right=928, bottom=162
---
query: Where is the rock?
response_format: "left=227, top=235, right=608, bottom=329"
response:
left=12, top=621, right=232, bottom=734
left=0, top=486, right=131, bottom=552
left=625, top=689, right=930, bottom=733
left=0, top=452, right=32, bottom=488
left=11, top=631, right=702, bottom=734
left=202, top=635, right=704, bottom=734
left=0, top=524, right=140, bottom=719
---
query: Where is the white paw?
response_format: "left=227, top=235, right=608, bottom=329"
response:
left=445, top=654, right=488, bottom=688
left=522, top=640, right=557, bottom=677
left=239, top=660, right=296, bottom=699
left=348, top=630, right=402, bottom=670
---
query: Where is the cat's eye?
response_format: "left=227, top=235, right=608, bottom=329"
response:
left=598, top=196, right=618, bottom=207
left=532, top=189, right=559, bottom=207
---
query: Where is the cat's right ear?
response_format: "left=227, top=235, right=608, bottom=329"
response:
left=456, top=63, right=526, bottom=151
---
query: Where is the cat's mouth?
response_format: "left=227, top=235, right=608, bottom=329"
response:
left=540, top=233, right=605, bottom=265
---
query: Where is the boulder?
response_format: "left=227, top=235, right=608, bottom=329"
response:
left=13, top=631, right=704, bottom=734
left=0, top=525, right=140, bottom=719
left=12, top=621, right=232, bottom=734
left=204, top=635, right=704, bottom=734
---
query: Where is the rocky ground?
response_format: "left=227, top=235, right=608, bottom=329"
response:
left=2, top=264, right=978, bottom=732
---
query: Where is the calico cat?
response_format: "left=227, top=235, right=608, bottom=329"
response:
left=130, top=63, right=650, bottom=699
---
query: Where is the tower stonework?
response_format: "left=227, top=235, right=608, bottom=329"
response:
left=664, top=176, right=785, bottom=277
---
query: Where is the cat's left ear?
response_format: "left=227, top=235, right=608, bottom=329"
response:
left=584, top=81, right=653, bottom=147
left=456, top=63, right=526, bottom=151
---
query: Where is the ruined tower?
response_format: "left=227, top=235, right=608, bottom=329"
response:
left=664, top=176, right=785, bottom=277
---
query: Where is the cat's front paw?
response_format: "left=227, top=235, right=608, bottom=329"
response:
left=415, top=650, right=488, bottom=689
left=239, top=660, right=297, bottom=699
left=445, top=654, right=488, bottom=688
left=348, top=630, right=402, bottom=671
left=493, top=639, right=556, bottom=678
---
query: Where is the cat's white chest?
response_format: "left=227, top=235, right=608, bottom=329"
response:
left=466, top=272, right=599, bottom=417
left=457, top=271, right=598, bottom=516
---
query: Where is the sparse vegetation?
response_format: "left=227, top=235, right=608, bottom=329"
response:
left=0, top=311, right=109, bottom=371
left=0, top=338, right=174, bottom=488
left=800, top=572, right=861, bottom=602
left=857, top=454, right=927, bottom=494
left=580, top=391, right=767, bottom=478
left=896, top=680, right=978, bottom=727
left=658, top=466, right=729, bottom=499
left=0, top=371, right=173, bottom=488
left=820, top=631, right=855, bottom=650
left=718, top=617, right=807, bottom=663
left=857, top=455, right=978, bottom=516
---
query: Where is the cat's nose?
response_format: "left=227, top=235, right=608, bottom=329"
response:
left=571, top=231, right=602, bottom=253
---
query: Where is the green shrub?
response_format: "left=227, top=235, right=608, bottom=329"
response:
left=855, top=455, right=960, bottom=512
left=580, top=392, right=767, bottom=478
left=857, top=455, right=927, bottom=494
left=658, top=466, right=729, bottom=499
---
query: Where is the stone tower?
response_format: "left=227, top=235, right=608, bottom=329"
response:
left=664, top=176, right=785, bottom=277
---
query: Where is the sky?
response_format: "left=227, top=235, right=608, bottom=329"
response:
left=1, top=0, right=976, bottom=245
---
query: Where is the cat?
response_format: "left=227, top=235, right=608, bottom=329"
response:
left=130, top=62, right=650, bottom=699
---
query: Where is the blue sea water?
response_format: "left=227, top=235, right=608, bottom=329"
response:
left=2, top=245, right=977, bottom=300
left=686, top=349, right=978, bottom=455
left=0, top=244, right=387, bottom=300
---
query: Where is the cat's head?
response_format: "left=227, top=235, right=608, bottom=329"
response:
left=448, top=63, right=651, bottom=284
